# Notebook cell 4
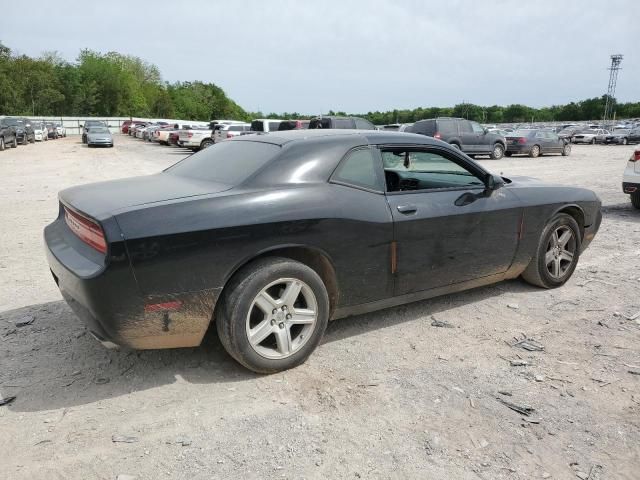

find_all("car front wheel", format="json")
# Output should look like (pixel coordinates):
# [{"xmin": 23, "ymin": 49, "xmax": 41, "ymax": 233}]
[
  {"xmin": 562, "ymin": 144, "xmax": 571, "ymax": 156},
  {"xmin": 521, "ymin": 213, "xmax": 581, "ymax": 288},
  {"xmin": 631, "ymin": 192, "xmax": 640, "ymax": 209},
  {"xmin": 216, "ymin": 257, "xmax": 330, "ymax": 373},
  {"xmin": 490, "ymin": 143, "xmax": 505, "ymax": 159},
  {"xmin": 200, "ymin": 139, "xmax": 214, "ymax": 149}
]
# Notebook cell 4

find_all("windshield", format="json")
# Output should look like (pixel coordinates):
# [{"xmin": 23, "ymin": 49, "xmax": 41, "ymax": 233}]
[
  {"xmin": 613, "ymin": 129, "xmax": 628, "ymax": 134},
  {"xmin": 166, "ymin": 140, "xmax": 280, "ymax": 185},
  {"xmin": 89, "ymin": 127, "xmax": 110, "ymax": 134}
]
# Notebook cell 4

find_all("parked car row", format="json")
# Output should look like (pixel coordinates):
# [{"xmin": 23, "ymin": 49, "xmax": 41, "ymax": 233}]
[
  {"xmin": 0, "ymin": 117, "xmax": 69, "ymax": 151},
  {"xmin": 126, "ymin": 116, "xmax": 378, "ymax": 152}
]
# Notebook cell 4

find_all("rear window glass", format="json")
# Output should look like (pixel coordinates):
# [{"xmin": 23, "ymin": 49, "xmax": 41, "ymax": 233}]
[
  {"xmin": 268, "ymin": 122, "xmax": 281, "ymax": 131},
  {"xmin": 166, "ymin": 141, "xmax": 280, "ymax": 185},
  {"xmin": 408, "ymin": 120, "xmax": 435, "ymax": 135},
  {"xmin": 251, "ymin": 120, "xmax": 265, "ymax": 132},
  {"xmin": 89, "ymin": 127, "xmax": 110, "ymax": 134},
  {"xmin": 512, "ymin": 130, "xmax": 535, "ymax": 136},
  {"xmin": 333, "ymin": 118, "xmax": 354, "ymax": 129}
]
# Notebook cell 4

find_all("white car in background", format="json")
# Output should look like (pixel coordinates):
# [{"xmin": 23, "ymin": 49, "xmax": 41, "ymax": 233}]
[
  {"xmin": 623, "ymin": 148, "xmax": 640, "ymax": 209},
  {"xmin": 31, "ymin": 120, "xmax": 48, "ymax": 141},
  {"xmin": 55, "ymin": 123, "xmax": 66, "ymax": 137},
  {"xmin": 572, "ymin": 128, "xmax": 609, "ymax": 144},
  {"xmin": 213, "ymin": 123, "xmax": 251, "ymax": 142}
]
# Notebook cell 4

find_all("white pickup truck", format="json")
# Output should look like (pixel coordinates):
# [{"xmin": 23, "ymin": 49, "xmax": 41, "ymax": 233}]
[{"xmin": 178, "ymin": 126, "xmax": 213, "ymax": 151}]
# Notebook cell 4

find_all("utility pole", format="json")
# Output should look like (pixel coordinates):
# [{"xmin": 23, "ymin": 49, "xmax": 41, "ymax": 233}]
[{"xmin": 603, "ymin": 54, "xmax": 623, "ymax": 126}]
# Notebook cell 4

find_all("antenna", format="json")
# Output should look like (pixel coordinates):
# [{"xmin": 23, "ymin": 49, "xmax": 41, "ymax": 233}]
[{"xmin": 603, "ymin": 54, "xmax": 623, "ymax": 125}]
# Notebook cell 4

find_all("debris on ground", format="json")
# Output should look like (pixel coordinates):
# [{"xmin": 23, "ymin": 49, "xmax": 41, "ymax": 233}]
[
  {"xmin": 512, "ymin": 336, "xmax": 545, "ymax": 352},
  {"xmin": 112, "ymin": 435, "xmax": 139, "ymax": 443},
  {"xmin": 507, "ymin": 303, "xmax": 519, "ymax": 310},
  {"xmin": 0, "ymin": 396, "xmax": 16, "ymax": 406},
  {"xmin": 174, "ymin": 436, "xmax": 192, "ymax": 447},
  {"xmin": 116, "ymin": 475, "xmax": 138, "ymax": 480},
  {"xmin": 496, "ymin": 397, "xmax": 535, "ymax": 416},
  {"xmin": 628, "ymin": 369, "xmax": 640, "ymax": 376},
  {"xmin": 15, "ymin": 315, "xmax": 34, "ymax": 327},
  {"xmin": 431, "ymin": 316, "xmax": 454, "ymax": 328}
]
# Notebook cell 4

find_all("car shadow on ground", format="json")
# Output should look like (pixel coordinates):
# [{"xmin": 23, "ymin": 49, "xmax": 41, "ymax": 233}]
[
  {"xmin": 601, "ymin": 202, "xmax": 640, "ymax": 224},
  {"xmin": 0, "ymin": 278, "xmax": 536, "ymax": 413}
]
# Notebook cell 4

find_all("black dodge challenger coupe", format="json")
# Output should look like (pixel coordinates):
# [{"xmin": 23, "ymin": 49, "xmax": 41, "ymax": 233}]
[{"xmin": 45, "ymin": 130, "xmax": 601, "ymax": 373}]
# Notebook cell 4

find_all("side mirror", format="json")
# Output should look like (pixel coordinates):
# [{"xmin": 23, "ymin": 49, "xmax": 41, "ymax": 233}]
[
  {"xmin": 485, "ymin": 173, "xmax": 505, "ymax": 192},
  {"xmin": 483, "ymin": 128, "xmax": 489, "ymax": 134}
]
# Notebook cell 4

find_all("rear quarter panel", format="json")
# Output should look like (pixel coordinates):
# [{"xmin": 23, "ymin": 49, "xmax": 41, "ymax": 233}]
[{"xmin": 116, "ymin": 184, "xmax": 394, "ymax": 309}]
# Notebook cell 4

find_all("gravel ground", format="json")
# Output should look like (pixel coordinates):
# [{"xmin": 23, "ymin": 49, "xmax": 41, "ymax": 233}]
[{"xmin": 1, "ymin": 136, "xmax": 639, "ymax": 480}]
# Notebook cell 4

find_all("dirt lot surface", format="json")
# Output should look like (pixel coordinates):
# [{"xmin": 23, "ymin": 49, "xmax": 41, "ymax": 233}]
[{"xmin": 1, "ymin": 136, "xmax": 639, "ymax": 480}]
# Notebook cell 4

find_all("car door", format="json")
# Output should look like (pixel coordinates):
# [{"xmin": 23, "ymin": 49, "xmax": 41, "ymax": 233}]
[
  {"xmin": 470, "ymin": 121, "xmax": 491, "ymax": 153},
  {"xmin": 457, "ymin": 120, "xmax": 477, "ymax": 152},
  {"xmin": 379, "ymin": 146, "xmax": 522, "ymax": 296},
  {"xmin": 546, "ymin": 132, "xmax": 562, "ymax": 153}
]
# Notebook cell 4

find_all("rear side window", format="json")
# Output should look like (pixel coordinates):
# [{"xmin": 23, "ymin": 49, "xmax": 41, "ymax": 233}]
[
  {"xmin": 354, "ymin": 118, "xmax": 375, "ymax": 130},
  {"xmin": 470, "ymin": 121, "xmax": 484, "ymax": 134},
  {"xmin": 456, "ymin": 121, "xmax": 471, "ymax": 134},
  {"xmin": 333, "ymin": 118, "xmax": 354, "ymax": 129},
  {"xmin": 251, "ymin": 120, "xmax": 265, "ymax": 132},
  {"xmin": 409, "ymin": 120, "xmax": 435, "ymax": 135},
  {"xmin": 309, "ymin": 118, "xmax": 331, "ymax": 129},
  {"xmin": 268, "ymin": 122, "xmax": 281, "ymax": 131},
  {"xmin": 439, "ymin": 120, "xmax": 458, "ymax": 134},
  {"xmin": 331, "ymin": 148, "xmax": 383, "ymax": 191},
  {"xmin": 229, "ymin": 125, "xmax": 244, "ymax": 131},
  {"xmin": 166, "ymin": 141, "xmax": 280, "ymax": 185}
]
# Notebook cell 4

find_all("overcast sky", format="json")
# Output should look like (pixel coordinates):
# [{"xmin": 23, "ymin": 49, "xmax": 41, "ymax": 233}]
[{"xmin": 2, "ymin": 0, "xmax": 638, "ymax": 113}]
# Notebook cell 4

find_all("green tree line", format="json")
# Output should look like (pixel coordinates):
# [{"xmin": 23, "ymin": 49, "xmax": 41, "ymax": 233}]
[
  {"xmin": 1, "ymin": 42, "xmax": 639, "ymax": 124},
  {"xmin": 0, "ymin": 42, "xmax": 249, "ymax": 121},
  {"xmin": 255, "ymin": 96, "xmax": 640, "ymax": 125}
]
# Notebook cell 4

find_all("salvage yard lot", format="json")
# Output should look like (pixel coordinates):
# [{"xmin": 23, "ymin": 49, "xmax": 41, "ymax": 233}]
[{"xmin": 1, "ymin": 136, "xmax": 639, "ymax": 479}]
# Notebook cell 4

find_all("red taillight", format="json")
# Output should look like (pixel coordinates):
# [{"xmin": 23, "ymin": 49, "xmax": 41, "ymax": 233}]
[
  {"xmin": 64, "ymin": 207, "xmax": 107, "ymax": 253},
  {"xmin": 434, "ymin": 132, "xmax": 442, "ymax": 139},
  {"xmin": 518, "ymin": 137, "xmax": 527, "ymax": 144},
  {"xmin": 226, "ymin": 132, "xmax": 233, "ymax": 138},
  {"xmin": 631, "ymin": 150, "xmax": 640, "ymax": 162}
]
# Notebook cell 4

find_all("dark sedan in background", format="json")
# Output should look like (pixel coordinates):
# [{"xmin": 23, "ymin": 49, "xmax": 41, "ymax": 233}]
[
  {"xmin": 45, "ymin": 130, "xmax": 600, "ymax": 373},
  {"xmin": 505, "ymin": 129, "xmax": 571, "ymax": 157},
  {"xmin": 604, "ymin": 128, "xmax": 640, "ymax": 145}
]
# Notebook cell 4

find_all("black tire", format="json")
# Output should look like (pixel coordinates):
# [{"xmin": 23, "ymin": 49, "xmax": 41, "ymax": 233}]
[
  {"xmin": 21, "ymin": 136, "xmax": 28, "ymax": 145},
  {"xmin": 529, "ymin": 145, "xmax": 540, "ymax": 158},
  {"xmin": 216, "ymin": 257, "xmax": 330, "ymax": 373},
  {"xmin": 490, "ymin": 143, "xmax": 505, "ymax": 160},
  {"xmin": 11, "ymin": 136, "xmax": 17, "ymax": 148},
  {"xmin": 450, "ymin": 142, "xmax": 461, "ymax": 150},
  {"xmin": 200, "ymin": 138, "xmax": 214, "ymax": 149},
  {"xmin": 561, "ymin": 144, "xmax": 571, "ymax": 156},
  {"xmin": 590, "ymin": 137, "xmax": 596, "ymax": 145},
  {"xmin": 521, "ymin": 213, "xmax": 581, "ymax": 289},
  {"xmin": 0, "ymin": 137, "xmax": 4, "ymax": 151},
  {"xmin": 504, "ymin": 151, "xmax": 512, "ymax": 157},
  {"xmin": 631, "ymin": 192, "xmax": 640, "ymax": 209},
  {"xmin": 622, "ymin": 138, "xmax": 628, "ymax": 145}
]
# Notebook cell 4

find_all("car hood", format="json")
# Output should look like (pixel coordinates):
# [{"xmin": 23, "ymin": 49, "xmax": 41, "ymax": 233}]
[{"xmin": 59, "ymin": 173, "xmax": 232, "ymax": 220}]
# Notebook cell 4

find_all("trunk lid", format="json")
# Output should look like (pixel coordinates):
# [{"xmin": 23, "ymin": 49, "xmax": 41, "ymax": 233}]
[{"xmin": 60, "ymin": 173, "xmax": 231, "ymax": 220}]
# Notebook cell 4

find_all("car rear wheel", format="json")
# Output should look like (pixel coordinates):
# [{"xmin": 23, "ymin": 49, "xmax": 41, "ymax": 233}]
[
  {"xmin": 0, "ymin": 137, "xmax": 4, "ymax": 151},
  {"xmin": 622, "ymin": 138, "xmax": 628, "ymax": 145},
  {"xmin": 521, "ymin": 213, "xmax": 581, "ymax": 288},
  {"xmin": 200, "ymin": 138, "xmax": 214, "ymax": 149},
  {"xmin": 216, "ymin": 257, "xmax": 330, "ymax": 373},
  {"xmin": 562, "ymin": 144, "xmax": 571, "ymax": 156},
  {"xmin": 450, "ymin": 143, "xmax": 461, "ymax": 150},
  {"xmin": 591, "ymin": 138, "xmax": 596, "ymax": 144},
  {"xmin": 529, "ymin": 145, "xmax": 540, "ymax": 158},
  {"xmin": 631, "ymin": 192, "xmax": 640, "ymax": 209},
  {"xmin": 490, "ymin": 143, "xmax": 505, "ymax": 159}
]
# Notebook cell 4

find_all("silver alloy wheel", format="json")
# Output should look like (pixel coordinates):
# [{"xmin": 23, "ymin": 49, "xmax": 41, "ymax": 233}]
[
  {"xmin": 246, "ymin": 278, "xmax": 318, "ymax": 359},
  {"xmin": 493, "ymin": 144, "xmax": 503, "ymax": 158},
  {"xmin": 545, "ymin": 225, "xmax": 576, "ymax": 279},
  {"xmin": 531, "ymin": 145, "xmax": 540, "ymax": 157}
]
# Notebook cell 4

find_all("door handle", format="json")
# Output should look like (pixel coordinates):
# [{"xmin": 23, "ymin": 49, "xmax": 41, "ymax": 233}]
[{"xmin": 396, "ymin": 204, "xmax": 417, "ymax": 214}]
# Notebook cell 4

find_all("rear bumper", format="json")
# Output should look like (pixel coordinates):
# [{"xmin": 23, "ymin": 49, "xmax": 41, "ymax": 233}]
[
  {"xmin": 506, "ymin": 144, "xmax": 530, "ymax": 154},
  {"xmin": 44, "ymin": 217, "xmax": 217, "ymax": 350}
]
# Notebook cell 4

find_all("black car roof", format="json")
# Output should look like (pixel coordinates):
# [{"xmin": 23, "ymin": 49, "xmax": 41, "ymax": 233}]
[{"xmin": 233, "ymin": 129, "xmax": 442, "ymax": 147}]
